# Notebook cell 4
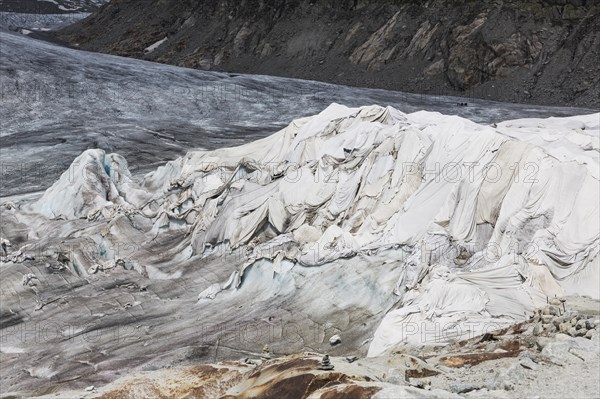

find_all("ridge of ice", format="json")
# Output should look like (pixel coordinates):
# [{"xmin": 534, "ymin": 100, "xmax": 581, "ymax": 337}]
[{"xmin": 23, "ymin": 104, "xmax": 600, "ymax": 355}]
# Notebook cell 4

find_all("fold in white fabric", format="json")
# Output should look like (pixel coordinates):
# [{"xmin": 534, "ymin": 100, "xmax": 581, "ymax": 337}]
[{"xmin": 28, "ymin": 104, "xmax": 599, "ymax": 355}]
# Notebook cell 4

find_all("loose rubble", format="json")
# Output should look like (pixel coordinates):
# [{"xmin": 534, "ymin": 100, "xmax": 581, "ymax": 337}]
[{"xmin": 532, "ymin": 299, "xmax": 599, "ymax": 339}]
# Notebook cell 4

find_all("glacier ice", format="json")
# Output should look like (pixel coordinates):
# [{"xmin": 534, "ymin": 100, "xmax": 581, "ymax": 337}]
[{"xmin": 10, "ymin": 104, "xmax": 600, "ymax": 356}]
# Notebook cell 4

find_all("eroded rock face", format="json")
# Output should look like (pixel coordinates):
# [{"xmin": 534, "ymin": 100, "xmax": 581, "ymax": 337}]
[
  {"xmin": 41, "ymin": 354, "xmax": 451, "ymax": 399},
  {"xmin": 53, "ymin": 0, "xmax": 600, "ymax": 107},
  {"xmin": 445, "ymin": 16, "xmax": 544, "ymax": 90},
  {"xmin": 95, "ymin": 365, "xmax": 246, "ymax": 399}
]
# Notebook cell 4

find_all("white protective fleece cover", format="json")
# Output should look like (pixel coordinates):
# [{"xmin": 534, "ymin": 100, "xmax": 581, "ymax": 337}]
[{"xmin": 28, "ymin": 104, "xmax": 600, "ymax": 356}]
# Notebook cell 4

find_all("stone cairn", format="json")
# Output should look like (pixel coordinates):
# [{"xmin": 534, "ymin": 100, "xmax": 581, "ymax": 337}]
[
  {"xmin": 531, "ymin": 297, "xmax": 598, "ymax": 339},
  {"xmin": 317, "ymin": 354, "xmax": 334, "ymax": 370},
  {"xmin": 261, "ymin": 344, "xmax": 272, "ymax": 360}
]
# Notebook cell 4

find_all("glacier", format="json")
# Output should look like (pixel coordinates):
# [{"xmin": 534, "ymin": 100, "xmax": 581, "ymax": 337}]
[
  {"xmin": 1, "ymin": 30, "xmax": 599, "ymax": 395},
  {"xmin": 6, "ymin": 104, "xmax": 598, "ymax": 359}
]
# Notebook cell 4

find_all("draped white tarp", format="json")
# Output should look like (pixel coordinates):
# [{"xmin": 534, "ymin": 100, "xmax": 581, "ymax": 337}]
[{"xmin": 26, "ymin": 104, "xmax": 600, "ymax": 356}]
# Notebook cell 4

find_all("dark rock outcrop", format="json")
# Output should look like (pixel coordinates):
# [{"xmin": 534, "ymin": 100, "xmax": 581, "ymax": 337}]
[{"xmin": 52, "ymin": 0, "xmax": 600, "ymax": 107}]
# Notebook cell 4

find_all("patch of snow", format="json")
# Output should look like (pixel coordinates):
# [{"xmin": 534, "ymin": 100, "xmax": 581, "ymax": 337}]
[{"xmin": 144, "ymin": 37, "xmax": 168, "ymax": 54}]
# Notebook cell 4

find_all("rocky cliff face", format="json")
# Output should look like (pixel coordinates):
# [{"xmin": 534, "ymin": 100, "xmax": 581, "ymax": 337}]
[{"xmin": 54, "ymin": 0, "xmax": 600, "ymax": 107}]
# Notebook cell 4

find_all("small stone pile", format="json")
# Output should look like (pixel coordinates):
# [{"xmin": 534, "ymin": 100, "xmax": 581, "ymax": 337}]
[
  {"xmin": 531, "ymin": 298, "xmax": 598, "ymax": 339},
  {"xmin": 261, "ymin": 345, "xmax": 272, "ymax": 360},
  {"xmin": 317, "ymin": 354, "xmax": 334, "ymax": 370}
]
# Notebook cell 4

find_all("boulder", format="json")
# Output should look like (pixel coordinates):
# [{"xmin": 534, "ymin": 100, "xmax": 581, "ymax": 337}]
[
  {"xmin": 559, "ymin": 323, "xmax": 571, "ymax": 334},
  {"xmin": 519, "ymin": 357, "xmax": 538, "ymax": 370},
  {"xmin": 487, "ymin": 362, "xmax": 523, "ymax": 391},
  {"xmin": 544, "ymin": 324, "xmax": 557, "ymax": 333},
  {"xmin": 585, "ymin": 330, "xmax": 596, "ymax": 340},
  {"xmin": 535, "ymin": 337, "xmax": 552, "ymax": 351},
  {"xmin": 541, "ymin": 315, "xmax": 554, "ymax": 324},
  {"xmin": 329, "ymin": 334, "xmax": 342, "ymax": 346},
  {"xmin": 585, "ymin": 319, "xmax": 596, "ymax": 330},
  {"xmin": 575, "ymin": 328, "xmax": 588, "ymax": 337},
  {"xmin": 549, "ymin": 299, "xmax": 562, "ymax": 306},
  {"xmin": 449, "ymin": 381, "xmax": 482, "ymax": 394},
  {"xmin": 552, "ymin": 316, "xmax": 564, "ymax": 328},
  {"xmin": 543, "ymin": 306, "xmax": 560, "ymax": 316},
  {"xmin": 542, "ymin": 334, "xmax": 600, "ymax": 363}
]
